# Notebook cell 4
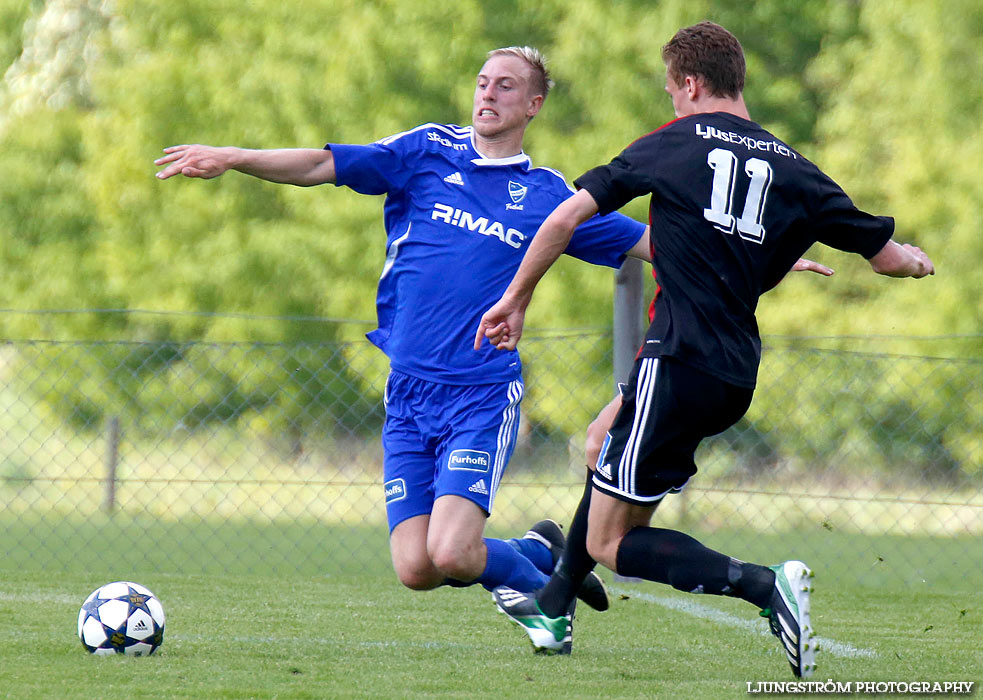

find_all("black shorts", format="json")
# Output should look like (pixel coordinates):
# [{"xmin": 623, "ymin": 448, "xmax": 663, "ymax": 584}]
[{"xmin": 593, "ymin": 356, "xmax": 753, "ymax": 505}]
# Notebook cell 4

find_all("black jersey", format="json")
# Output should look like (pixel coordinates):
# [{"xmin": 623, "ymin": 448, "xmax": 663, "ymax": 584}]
[{"xmin": 575, "ymin": 112, "xmax": 894, "ymax": 388}]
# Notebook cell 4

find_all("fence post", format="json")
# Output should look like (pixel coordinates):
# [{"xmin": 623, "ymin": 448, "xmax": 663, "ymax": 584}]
[
  {"xmin": 612, "ymin": 259, "xmax": 645, "ymax": 583},
  {"xmin": 104, "ymin": 415, "xmax": 120, "ymax": 514}
]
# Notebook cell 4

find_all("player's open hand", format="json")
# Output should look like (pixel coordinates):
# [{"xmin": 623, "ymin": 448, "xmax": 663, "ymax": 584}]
[
  {"xmin": 155, "ymin": 145, "xmax": 233, "ymax": 180},
  {"xmin": 474, "ymin": 297, "xmax": 526, "ymax": 351}
]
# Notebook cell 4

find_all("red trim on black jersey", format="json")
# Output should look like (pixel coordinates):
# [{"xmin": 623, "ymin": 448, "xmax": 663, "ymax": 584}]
[
  {"xmin": 631, "ymin": 117, "xmax": 675, "ymax": 358},
  {"xmin": 628, "ymin": 116, "xmax": 687, "ymax": 148},
  {"xmin": 647, "ymin": 212, "xmax": 660, "ymax": 324}
]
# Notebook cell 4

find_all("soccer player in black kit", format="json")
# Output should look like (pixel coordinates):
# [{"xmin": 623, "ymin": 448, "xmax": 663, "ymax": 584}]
[{"xmin": 476, "ymin": 21, "xmax": 934, "ymax": 677}]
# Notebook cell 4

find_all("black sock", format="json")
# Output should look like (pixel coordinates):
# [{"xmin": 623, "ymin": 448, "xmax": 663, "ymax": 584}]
[
  {"xmin": 538, "ymin": 471, "xmax": 596, "ymax": 618},
  {"xmin": 733, "ymin": 562, "xmax": 776, "ymax": 609},
  {"xmin": 615, "ymin": 527, "xmax": 775, "ymax": 607}
]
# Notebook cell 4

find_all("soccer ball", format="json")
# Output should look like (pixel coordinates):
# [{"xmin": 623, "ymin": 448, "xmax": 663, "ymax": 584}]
[{"xmin": 77, "ymin": 581, "xmax": 165, "ymax": 656}]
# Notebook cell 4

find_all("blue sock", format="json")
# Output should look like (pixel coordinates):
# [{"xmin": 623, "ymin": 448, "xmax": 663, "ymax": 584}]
[
  {"xmin": 506, "ymin": 536, "xmax": 554, "ymax": 575},
  {"xmin": 477, "ymin": 538, "xmax": 549, "ymax": 592}
]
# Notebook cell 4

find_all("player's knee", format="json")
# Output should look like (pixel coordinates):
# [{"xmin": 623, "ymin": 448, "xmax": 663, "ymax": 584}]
[
  {"xmin": 395, "ymin": 571, "xmax": 432, "ymax": 591},
  {"xmin": 585, "ymin": 530, "xmax": 619, "ymax": 571},
  {"xmin": 427, "ymin": 543, "xmax": 470, "ymax": 582},
  {"xmin": 392, "ymin": 559, "xmax": 441, "ymax": 591},
  {"xmin": 586, "ymin": 396, "xmax": 620, "ymax": 469},
  {"xmin": 584, "ymin": 420, "xmax": 607, "ymax": 469},
  {"xmin": 391, "ymin": 548, "xmax": 443, "ymax": 590},
  {"xmin": 428, "ymin": 535, "xmax": 486, "ymax": 582}
]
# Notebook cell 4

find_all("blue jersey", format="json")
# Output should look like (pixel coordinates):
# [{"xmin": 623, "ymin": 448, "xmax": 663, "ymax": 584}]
[{"xmin": 328, "ymin": 123, "xmax": 646, "ymax": 384}]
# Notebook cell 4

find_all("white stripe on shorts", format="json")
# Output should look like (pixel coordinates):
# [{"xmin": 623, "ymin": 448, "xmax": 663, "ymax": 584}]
[
  {"xmin": 618, "ymin": 357, "xmax": 659, "ymax": 497},
  {"xmin": 488, "ymin": 380, "xmax": 523, "ymax": 512}
]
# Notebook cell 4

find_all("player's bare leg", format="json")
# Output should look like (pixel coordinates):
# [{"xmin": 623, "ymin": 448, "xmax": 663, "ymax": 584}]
[
  {"xmin": 585, "ymin": 394, "xmax": 622, "ymax": 469},
  {"xmin": 584, "ymin": 489, "xmax": 655, "ymax": 571},
  {"xmin": 427, "ymin": 495, "xmax": 489, "ymax": 582},
  {"xmin": 389, "ymin": 514, "xmax": 444, "ymax": 590},
  {"xmin": 423, "ymin": 494, "xmax": 554, "ymax": 593},
  {"xmin": 388, "ymin": 496, "xmax": 492, "ymax": 590}
]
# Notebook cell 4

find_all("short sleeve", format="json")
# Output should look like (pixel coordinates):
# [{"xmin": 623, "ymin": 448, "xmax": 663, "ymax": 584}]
[
  {"xmin": 326, "ymin": 136, "xmax": 416, "ymax": 196},
  {"xmin": 564, "ymin": 212, "xmax": 646, "ymax": 268},
  {"xmin": 811, "ymin": 176, "xmax": 895, "ymax": 259},
  {"xmin": 574, "ymin": 135, "xmax": 660, "ymax": 216}
]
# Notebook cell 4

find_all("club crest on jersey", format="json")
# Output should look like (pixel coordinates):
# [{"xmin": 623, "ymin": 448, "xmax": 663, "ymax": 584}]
[{"xmin": 506, "ymin": 181, "xmax": 527, "ymax": 210}]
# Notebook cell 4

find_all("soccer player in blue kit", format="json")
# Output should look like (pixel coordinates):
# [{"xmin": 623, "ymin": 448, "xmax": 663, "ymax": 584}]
[
  {"xmin": 477, "ymin": 23, "xmax": 934, "ymax": 677},
  {"xmin": 155, "ymin": 48, "xmax": 649, "ymax": 613}
]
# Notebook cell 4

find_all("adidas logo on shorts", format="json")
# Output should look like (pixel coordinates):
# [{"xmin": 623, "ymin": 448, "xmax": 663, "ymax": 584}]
[{"xmin": 468, "ymin": 479, "xmax": 489, "ymax": 495}]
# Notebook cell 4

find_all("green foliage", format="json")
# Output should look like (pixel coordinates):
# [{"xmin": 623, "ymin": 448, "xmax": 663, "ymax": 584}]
[
  {"xmin": 764, "ymin": 0, "xmax": 983, "ymax": 340},
  {"xmin": 0, "ymin": 1, "xmax": 37, "ymax": 72},
  {"xmin": 727, "ymin": 345, "xmax": 983, "ymax": 486},
  {"xmin": 0, "ymin": 455, "xmax": 34, "ymax": 491},
  {"xmin": 0, "ymin": 0, "xmax": 888, "ymax": 336},
  {"xmin": 9, "ymin": 339, "xmax": 384, "ymax": 441},
  {"xmin": 0, "ymin": 0, "xmax": 979, "ymax": 459}
]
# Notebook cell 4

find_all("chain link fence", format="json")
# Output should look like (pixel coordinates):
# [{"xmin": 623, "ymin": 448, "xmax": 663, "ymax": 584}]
[{"xmin": 1, "ymin": 330, "xmax": 980, "ymax": 587}]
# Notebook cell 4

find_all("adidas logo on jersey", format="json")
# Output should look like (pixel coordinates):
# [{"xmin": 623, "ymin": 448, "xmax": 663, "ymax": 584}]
[
  {"xmin": 443, "ymin": 171, "xmax": 464, "ymax": 186},
  {"xmin": 468, "ymin": 479, "xmax": 489, "ymax": 495}
]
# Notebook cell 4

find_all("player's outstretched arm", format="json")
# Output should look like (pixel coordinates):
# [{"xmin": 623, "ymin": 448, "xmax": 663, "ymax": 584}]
[
  {"xmin": 868, "ymin": 240, "xmax": 935, "ymax": 278},
  {"xmin": 155, "ymin": 145, "xmax": 336, "ymax": 186},
  {"xmin": 475, "ymin": 189, "xmax": 600, "ymax": 351}
]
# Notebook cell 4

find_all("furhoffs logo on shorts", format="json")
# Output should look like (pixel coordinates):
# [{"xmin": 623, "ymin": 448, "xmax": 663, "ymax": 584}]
[
  {"xmin": 384, "ymin": 478, "xmax": 407, "ymax": 503},
  {"xmin": 447, "ymin": 449, "xmax": 491, "ymax": 472}
]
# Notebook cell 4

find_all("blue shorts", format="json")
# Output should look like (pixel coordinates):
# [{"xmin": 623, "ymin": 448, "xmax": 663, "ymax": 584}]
[{"xmin": 382, "ymin": 369, "xmax": 523, "ymax": 532}]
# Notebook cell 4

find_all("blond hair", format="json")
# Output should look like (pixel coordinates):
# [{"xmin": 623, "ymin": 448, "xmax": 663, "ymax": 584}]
[{"xmin": 485, "ymin": 46, "xmax": 553, "ymax": 99}]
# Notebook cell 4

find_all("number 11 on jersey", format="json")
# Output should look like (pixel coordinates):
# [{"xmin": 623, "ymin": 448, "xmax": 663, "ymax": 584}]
[{"xmin": 703, "ymin": 147, "xmax": 773, "ymax": 244}]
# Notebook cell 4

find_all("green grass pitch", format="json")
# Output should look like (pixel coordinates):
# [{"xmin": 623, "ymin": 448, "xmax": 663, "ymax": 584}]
[{"xmin": 1, "ymin": 518, "xmax": 980, "ymax": 699}]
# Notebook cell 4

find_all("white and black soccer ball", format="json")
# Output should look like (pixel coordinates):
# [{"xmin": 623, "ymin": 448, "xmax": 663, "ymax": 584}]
[{"xmin": 77, "ymin": 581, "xmax": 165, "ymax": 656}]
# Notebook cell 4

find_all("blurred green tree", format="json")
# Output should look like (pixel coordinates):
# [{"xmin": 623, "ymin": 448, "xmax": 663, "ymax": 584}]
[{"xmin": 0, "ymin": 1, "xmax": 977, "ymax": 469}]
